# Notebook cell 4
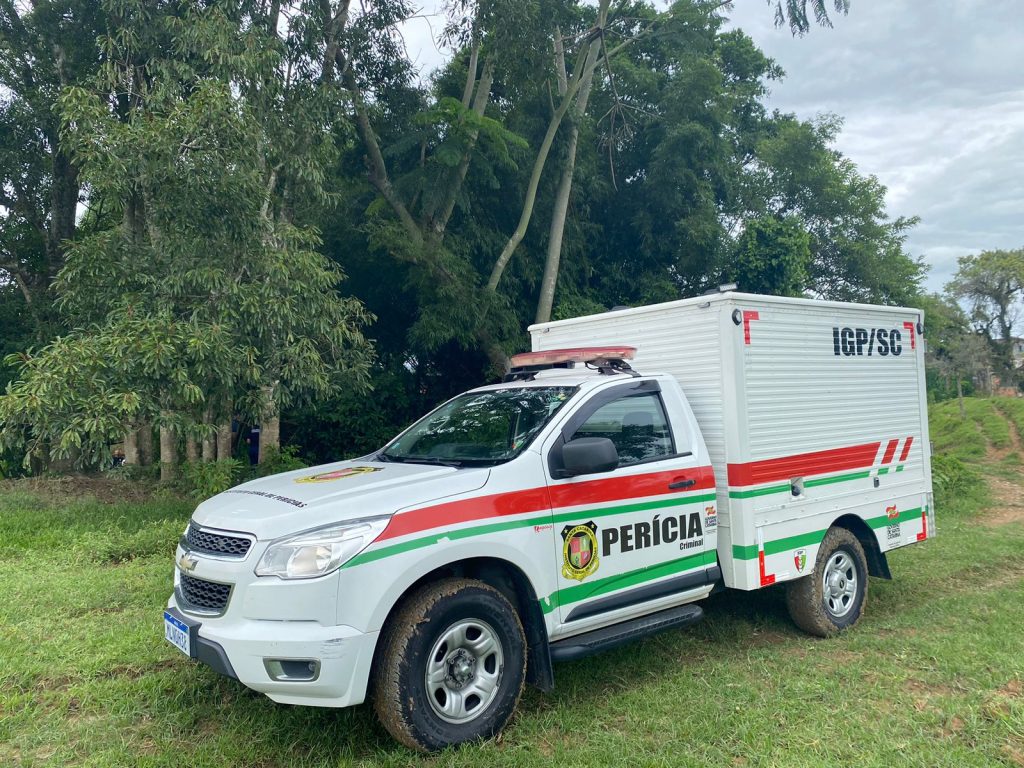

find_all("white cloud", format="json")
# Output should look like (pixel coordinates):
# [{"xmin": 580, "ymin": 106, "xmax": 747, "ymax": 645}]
[{"xmin": 725, "ymin": 0, "xmax": 1024, "ymax": 292}]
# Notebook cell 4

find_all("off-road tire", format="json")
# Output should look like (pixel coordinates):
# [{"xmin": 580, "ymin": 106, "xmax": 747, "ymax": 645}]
[
  {"xmin": 786, "ymin": 526, "xmax": 868, "ymax": 638},
  {"xmin": 371, "ymin": 577, "xmax": 527, "ymax": 752}
]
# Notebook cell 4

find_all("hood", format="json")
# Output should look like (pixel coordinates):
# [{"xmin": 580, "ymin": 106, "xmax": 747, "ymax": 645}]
[{"xmin": 191, "ymin": 458, "xmax": 490, "ymax": 540}]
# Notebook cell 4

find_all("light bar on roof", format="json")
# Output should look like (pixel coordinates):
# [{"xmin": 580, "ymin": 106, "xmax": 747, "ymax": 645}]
[{"xmin": 509, "ymin": 346, "xmax": 636, "ymax": 368}]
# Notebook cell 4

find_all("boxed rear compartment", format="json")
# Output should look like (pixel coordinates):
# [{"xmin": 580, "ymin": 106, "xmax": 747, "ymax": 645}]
[{"xmin": 530, "ymin": 292, "xmax": 934, "ymax": 590}]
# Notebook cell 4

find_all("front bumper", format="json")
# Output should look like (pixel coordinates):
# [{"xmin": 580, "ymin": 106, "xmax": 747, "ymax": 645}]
[
  {"xmin": 167, "ymin": 530, "xmax": 379, "ymax": 708},
  {"xmin": 166, "ymin": 596, "xmax": 379, "ymax": 707}
]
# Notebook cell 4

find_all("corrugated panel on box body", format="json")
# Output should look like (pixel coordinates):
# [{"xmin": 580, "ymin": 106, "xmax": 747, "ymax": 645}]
[
  {"xmin": 530, "ymin": 292, "xmax": 933, "ymax": 592},
  {"xmin": 740, "ymin": 305, "xmax": 922, "ymax": 466},
  {"xmin": 530, "ymin": 301, "xmax": 729, "ymax": 487}
]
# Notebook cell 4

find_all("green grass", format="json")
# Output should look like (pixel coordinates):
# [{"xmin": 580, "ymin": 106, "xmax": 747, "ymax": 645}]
[
  {"xmin": 929, "ymin": 399, "xmax": 987, "ymax": 458},
  {"xmin": 2, "ymin": 408, "xmax": 1024, "ymax": 767},
  {"xmin": 995, "ymin": 397, "xmax": 1024, "ymax": 443},
  {"xmin": 964, "ymin": 398, "xmax": 1014, "ymax": 450}
]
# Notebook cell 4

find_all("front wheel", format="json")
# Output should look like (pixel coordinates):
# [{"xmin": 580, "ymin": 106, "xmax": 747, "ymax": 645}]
[
  {"xmin": 371, "ymin": 577, "xmax": 527, "ymax": 751},
  {"xmin": 786, "ymin": 527, "xmax": 868, "ymax": 637}
]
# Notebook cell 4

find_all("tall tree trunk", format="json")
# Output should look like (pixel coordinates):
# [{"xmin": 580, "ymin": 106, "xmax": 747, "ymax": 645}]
[
  {"xmin": 138, "ymin": 423, "xmax": 154, "ymax": 466},
  {"xmin": 486, "ymin": 4, "xmax": 610, "ymax": 293},
  {"xmin": 217, "ymin": 422, "xmax": 233, "ymax": 462},
  {"xmin": 535, "ymin": 38, "xmax": 599, "ymax": 324},
  {"xmin": 159, "ymin": 419, "xmax": 177, "ymax": 482},
  {"xmin": 202, "ymin": 409, "xmax": 216, "ymax": 462},
  {"xmin": 123, "ymin": 428, "xmax": 139, "ymax": 466},
  {"xmin": 956, "ymin": 377, "xmax": 966, "ymax": 419},
  {"xmin": 185, "ymin": 437, "xmax": 200, "ymax": 464},
  {"xmin": 258, "ymin": 385, "xmax": 280, "ymax": 463}
]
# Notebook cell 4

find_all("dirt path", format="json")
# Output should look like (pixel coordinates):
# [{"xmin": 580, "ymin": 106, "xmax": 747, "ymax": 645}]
[{"xmin": 981, "ymin": 405, "xmax": 1024, "ymax": 527}]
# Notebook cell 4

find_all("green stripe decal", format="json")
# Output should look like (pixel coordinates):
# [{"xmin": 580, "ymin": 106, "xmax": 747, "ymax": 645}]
[
  {"xmin": 728, "ymin": 483, "xmax": 790, "ymax": 499},
  {"xmin": 731, "ymin": 507, "xmax": 923, "ymax": 561},
  {"xmin": 806, "ymin": 470, "xmax": 872, "ymax": 488},
  {"xmin": 728, "ymin": 469, "xmax": 873, "ymax": 499},
  {"xmin": 345, "ymin": 491, "xmax": 717, "ymax": 569},
  {"xmin": 540, "ymin": 550, "xmax": 717, "ymax": 614}
]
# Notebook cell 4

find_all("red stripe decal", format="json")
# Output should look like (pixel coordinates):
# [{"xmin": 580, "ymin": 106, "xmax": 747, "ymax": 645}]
[
  {"xmin": 743, "ymin": 310, "xmax": 760, "ymax": 345},
  {"xmin": 898, "ymin": 436, "xmax": 914, "ymax": 463},
  {"xmin": 727, "ymin": 441, "xmax": 881, "ymax": 487},
  {"xmin": 880, "ymin": 439, "xmax": 899, "ymax": 466},
  {"xmin": 917, "ymin": 508, "xmax": 927, "ymax": 541},
  {"xmin": 903, "ymin": 321, "xmax": 916, "ymax": 350},
  {"xmin": 377, "ymin": 466, "xmax": 716, "ymax": 543},
  {"xmin": 758, "ymin": 550, "xmax": 775, "ymax": 586}
]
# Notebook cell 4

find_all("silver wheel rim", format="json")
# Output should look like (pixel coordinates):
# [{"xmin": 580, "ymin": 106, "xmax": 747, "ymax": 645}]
[
  {"xmin": 822, "ymin": 549, "xmax": 858, "ymax": 618},
  {"xmin": 424, "ymin": 619, "xmax": 504, "ymax": 724}
]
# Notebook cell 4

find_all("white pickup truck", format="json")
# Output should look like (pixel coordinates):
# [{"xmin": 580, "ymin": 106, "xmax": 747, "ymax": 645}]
[{"xmin": 164, "ymin": 291, "xmax": 934, "ymax": 751}]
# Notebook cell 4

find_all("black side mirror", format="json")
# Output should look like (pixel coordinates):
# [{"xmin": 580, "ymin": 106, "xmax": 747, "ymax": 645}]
[{"xmin": 561, "ymin": 437, "xmax": 618, "ymax": 477}]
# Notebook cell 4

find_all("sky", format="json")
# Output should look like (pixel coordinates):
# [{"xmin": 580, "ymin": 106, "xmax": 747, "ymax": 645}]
[{"xmin": 398, "ymin": 0, "xmax": 1024, "ymax": 294}]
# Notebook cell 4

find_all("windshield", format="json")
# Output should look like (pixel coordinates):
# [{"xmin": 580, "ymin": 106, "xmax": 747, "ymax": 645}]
[{"xmin": 380, "ymin": 386, "xmax": 578, "ymax": 466}]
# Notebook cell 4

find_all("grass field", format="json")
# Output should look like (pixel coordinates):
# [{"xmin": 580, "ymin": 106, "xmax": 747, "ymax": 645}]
[{"xmin": 2, "ymin": 398, "xmax": 1024, "ymax": 767}]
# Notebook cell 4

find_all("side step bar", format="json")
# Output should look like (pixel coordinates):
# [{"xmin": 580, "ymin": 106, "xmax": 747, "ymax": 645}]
[{"xmin": 549, "ymin": 603, "xmax": 704, "ymax": 662}]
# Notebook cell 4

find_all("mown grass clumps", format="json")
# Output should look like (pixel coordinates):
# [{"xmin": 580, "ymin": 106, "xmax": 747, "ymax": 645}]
[
  {"xmin": 993, "ymin": 397, "xmax": 1024, "ymax": 440},
  {"xmin": 963, "ymin": 397, "xmax": 1013, "ymax": 449},
  {"xmin": 929, "ymin": 399, "xmax": 987, "ymax": 458},
  {"xmin": 931, "ymin": 453, "xmax": 981, "ymax": 505},
  {"xmin": 77, "ymin": 519, "xmax": 186, "ymax": 565}
]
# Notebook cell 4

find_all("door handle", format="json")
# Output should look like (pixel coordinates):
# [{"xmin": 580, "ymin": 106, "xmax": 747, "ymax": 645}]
[{"xmin": 669, "ymin": 478, "xmax": 696, "ymax": 490}]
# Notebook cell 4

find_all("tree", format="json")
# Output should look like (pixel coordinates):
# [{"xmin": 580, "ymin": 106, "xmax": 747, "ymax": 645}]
[
  {"xmin": 0, "ymin": 0, "xmax": 104, "ymax": 338},
  {"xmin": 528, "ymin": 0, "xmax": 854, "ymax": 324},
  {"xmin": 0, "ymin": 1, "xmax": 374, "ymax": 474},
  {"xmin": 947, "ymin": 248, "xmax": 1024, "ymax": 385},
  {"xmin": 918, "ymin": 293, "xmax": 989, "ymax": 413},
  {"xmin": 727, "ymin": 215, "xmax": 810, "ymax": 296}
]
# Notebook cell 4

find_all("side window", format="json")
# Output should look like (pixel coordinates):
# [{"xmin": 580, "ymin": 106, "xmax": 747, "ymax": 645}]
[{"xmin": 570, "ymin": 392, "xmax": 674, "ymax": 466}]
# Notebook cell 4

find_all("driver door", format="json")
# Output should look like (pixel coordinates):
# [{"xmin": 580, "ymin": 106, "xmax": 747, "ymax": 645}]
[{"xmin": 544, "ymin": 380, "xmax": 715, "ymax": 626}]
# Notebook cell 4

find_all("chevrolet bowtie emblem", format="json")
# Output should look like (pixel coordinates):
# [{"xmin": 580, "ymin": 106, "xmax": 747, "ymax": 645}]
[{"xmin": 178, "ymin": 552, "xmax": 198, "ymax": 573}]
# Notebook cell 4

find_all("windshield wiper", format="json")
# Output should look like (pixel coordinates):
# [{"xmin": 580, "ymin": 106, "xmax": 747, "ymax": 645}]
[
  {"xmin": 399, "ymin": 456, "xmax": 464, "ymax": 468},
  {"xmin": 377, "ymin": 453, "xmax": 463, "ymax": 468}
]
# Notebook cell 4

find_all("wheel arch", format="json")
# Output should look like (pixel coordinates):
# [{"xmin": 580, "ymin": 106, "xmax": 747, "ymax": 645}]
[
  {"xmin": 371, "ymin": 556, "xmax": 554, "ymax": 693},
  {"xmin": 831, "ymin": 513, "xmax": 892, "ymax": 579}
]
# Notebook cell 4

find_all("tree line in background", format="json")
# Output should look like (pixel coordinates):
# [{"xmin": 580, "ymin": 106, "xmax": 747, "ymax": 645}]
[{"xmin": 0, "ymin": 0, "xmax": 1019, "ymax": 481}]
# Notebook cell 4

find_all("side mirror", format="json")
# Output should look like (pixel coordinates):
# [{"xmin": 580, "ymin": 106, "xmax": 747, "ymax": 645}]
[{"xmin": 561, "ymin": 437, "xmax": 618, "ymax": 477}]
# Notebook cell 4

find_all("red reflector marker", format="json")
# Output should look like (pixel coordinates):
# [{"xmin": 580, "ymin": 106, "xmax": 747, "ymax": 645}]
[{"xmin": 510, "ymin": 346, "xmax": 637, "ymax": 368}]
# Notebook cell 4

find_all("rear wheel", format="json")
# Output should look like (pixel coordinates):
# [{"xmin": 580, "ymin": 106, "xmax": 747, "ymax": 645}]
[
  {"xmin": 371, "ymin": 577, "xmax": 526, "ymax": 751},
  {"xmin": 786, "ymin": 527, "xmax": 868, "ymax": 637}
]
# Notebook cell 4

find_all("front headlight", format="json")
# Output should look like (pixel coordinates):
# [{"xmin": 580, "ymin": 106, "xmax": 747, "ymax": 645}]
[{"xmin": 255, "ymin": 516, "xmax": 391, "ymax": 579}]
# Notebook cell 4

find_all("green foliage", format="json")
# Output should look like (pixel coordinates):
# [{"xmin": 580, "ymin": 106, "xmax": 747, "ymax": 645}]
[
  {"xmin": 180, "ymin": 460, "xmax": 242, "ymax": 500},
  {"xmin": 2, "ymin": 0, "xmax": 936, "ymax": 472},
  {"xmin": 930, "ymin": 453, "xmax": 980, "ymax": 503},
  {"xmin": 0, "ymin": 0, "xmax": 374, "ymax": 470},
  {"xmin": 918, "ymin": 292, "xmax": 989, "ymax": 402},
  {"xmin": 947, "ymin": 248, "xmax": 1024, "ymax": 384},
  {"xmin": 728, "ymin": 215, "xmax": 811, "ymax": 295},
  {"xmin": 245, "ymin": 446, "xmax": 307, "ymax": 479},
  {"xmin": 0, "ymin": 313, "xmax": 235, "ymax": 469},
  {"xmin": 929, "ymin": 399, "xmax": 987, "ymax": 460}
]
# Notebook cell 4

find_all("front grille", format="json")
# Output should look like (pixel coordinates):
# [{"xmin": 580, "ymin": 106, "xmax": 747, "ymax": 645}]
[
  {"xmin": 185, "ymin": 524, "xmax": 252, "ymax": 558},
  {"xmin": 178, "ymin": 573, "xmax": 231, "ymax": 614}
]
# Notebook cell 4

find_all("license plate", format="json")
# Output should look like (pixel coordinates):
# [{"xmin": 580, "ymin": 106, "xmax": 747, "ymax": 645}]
[{"xmin": 164, "ymin": 611, "xmax": 192, "ymax": 657}]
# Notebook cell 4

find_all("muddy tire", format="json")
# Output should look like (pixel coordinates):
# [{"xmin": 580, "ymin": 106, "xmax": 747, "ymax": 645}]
[
  {"xmin": 371, "ymin": 577, "xmax": 527, "ymax": 752},
  {"xmin": 786, "ymin": 527, "xmax": 868, "ymax": 637}
]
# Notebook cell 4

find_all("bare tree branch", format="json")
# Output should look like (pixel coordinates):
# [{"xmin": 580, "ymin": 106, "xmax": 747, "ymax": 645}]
[{"xmin": 342, "ymin": 63, "xmax": 423, "ymax": 248}]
